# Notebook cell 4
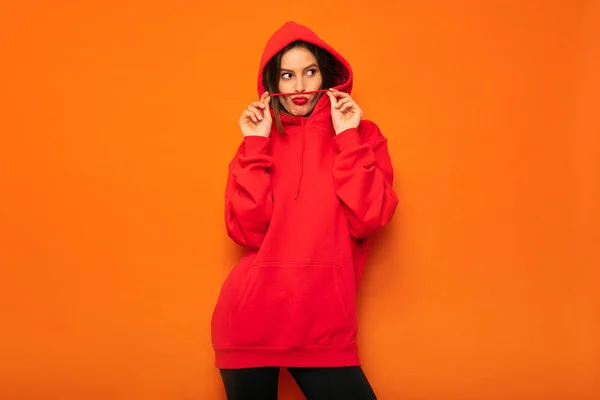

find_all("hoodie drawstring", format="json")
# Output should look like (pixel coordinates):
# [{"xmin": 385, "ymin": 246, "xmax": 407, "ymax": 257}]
[{"xmin": 294, "ymin": 118, "xmax": 306, "ymax": 199}]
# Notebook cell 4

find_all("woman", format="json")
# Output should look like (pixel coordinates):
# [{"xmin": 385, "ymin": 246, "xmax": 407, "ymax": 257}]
[{"xmin": 211, "ymin": 21, "xmax": 398, "ymax": 399}]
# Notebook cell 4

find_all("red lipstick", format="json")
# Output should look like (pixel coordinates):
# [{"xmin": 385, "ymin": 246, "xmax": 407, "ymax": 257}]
[{"xmin": 292, "ymin": 96, "xmax": 308, "ymax": 105}]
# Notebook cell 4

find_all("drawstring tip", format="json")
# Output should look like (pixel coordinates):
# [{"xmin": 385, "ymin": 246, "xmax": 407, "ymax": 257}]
[{"xmin": 294, "ymin": 190, "xmax": 298, "ymax": 199}]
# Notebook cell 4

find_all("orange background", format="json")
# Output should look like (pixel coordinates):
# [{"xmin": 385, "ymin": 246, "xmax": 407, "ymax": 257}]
[{"xmin": 1, "ymin": 1, "xmax": 599, "ymax": 399}]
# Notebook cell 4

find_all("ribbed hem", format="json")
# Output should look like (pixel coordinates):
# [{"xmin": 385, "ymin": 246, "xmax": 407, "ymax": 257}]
[
  {"xmin": 214, "ymin": 344, "xmax": 360, "ymax": 369},
  {"xmin": 243, "ymin": 135, "xmax": 270, "ymax": 155},
  {"xmin": 334, "ymin": 128, "xmax": 361, "ymax": 152}
]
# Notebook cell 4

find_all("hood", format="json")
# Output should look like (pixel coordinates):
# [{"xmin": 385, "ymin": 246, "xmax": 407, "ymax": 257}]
[{"xmin": 257, "ymin": 21, "xmax": 353, "ymax": 98}]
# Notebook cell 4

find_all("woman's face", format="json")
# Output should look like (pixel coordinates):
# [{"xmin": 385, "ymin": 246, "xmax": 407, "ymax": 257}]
[{"xmin": 278, "ymin": 47, "xmax": 323, "ymax": 116}]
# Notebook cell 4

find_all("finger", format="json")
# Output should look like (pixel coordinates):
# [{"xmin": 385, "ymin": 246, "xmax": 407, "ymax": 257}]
[
  {"xmin": 242, "ymin": 110, "xmax": 256, "ymax": 123},
  {"xmin": 330, "ymin": 89, "xmax": 350, "ymax": 98},
  {"xmin": 260, "ymin": 91, "xmax": 270, "ymax": 102},
  {"xmin": 327, "ymin": 90, "xmax": 337, "ymax": 108},
  {"xmin": 335, "ymin": 97, "xmax": 352, "ymax": 109},
  {"xmin": 248, "ymin": 105, "xmax": 263, "ymax": 121},
  {"xmin": 340, "ymin": 101, "xmax": 355, "ymax": 113},
  {"xmin": 261, "ymin": 94, "xmax": 271, "ymax": 107},
  {"xmin": 252, "ymin": 101, "xmax": 265, "ymax": 110},
  {"xmin": 262, "ymin": 96, "xmax": 272, "ymax": 120}
]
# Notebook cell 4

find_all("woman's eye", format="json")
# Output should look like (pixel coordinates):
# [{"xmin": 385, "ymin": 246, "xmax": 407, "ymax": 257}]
[
  {"xmin": 307, "ymin": 69, "xmax": 317, "ymax": 76},
  {"xmin": 282, "ymin": 73, "xmax": 292, "ymax": 79}
]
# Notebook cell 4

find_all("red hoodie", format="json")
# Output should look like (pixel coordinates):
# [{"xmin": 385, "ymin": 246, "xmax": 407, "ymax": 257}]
[{"xmin": 211, "ymin": 21, "xmax": 399, "ymax": 369}]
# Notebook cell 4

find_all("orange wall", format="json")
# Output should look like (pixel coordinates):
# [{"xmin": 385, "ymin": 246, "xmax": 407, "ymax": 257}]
[{"xmin": 1, "ymin": 1, "xmax": 599, "ymax": 399}]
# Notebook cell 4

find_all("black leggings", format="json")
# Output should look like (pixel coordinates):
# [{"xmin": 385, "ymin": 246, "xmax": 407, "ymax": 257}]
[{"xmin": 219, "ymin": 366, "xmax": 376, "ymax": 400}]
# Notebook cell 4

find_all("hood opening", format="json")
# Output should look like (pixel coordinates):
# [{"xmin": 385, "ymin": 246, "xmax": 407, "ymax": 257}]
[{"xmin": 258, "ymin": 21, "xmax": 353, "ymax": 92}]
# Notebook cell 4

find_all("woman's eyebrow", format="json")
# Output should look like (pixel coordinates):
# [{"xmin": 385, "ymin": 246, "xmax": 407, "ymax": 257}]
[{"xmin": 280, "ymin": 63, "xmax": 319, "ymax": 72}]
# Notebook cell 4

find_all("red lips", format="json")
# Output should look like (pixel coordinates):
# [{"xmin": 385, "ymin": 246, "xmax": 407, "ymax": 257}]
[{"xmin": 292, "ymin": 96, "xmax": 308, "ymax": 105}]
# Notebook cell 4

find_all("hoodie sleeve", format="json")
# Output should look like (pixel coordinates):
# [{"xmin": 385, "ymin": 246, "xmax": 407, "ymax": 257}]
[
  {"xmin": 224, "ymin": 136, "xmax": 274, "ymax": 249},
  {"xmin": 332, "ymin": 121, "xmax": 399, "ymax": 239}
]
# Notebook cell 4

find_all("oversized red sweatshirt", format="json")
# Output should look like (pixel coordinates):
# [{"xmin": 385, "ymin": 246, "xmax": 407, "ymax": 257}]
[{"xmin": 211, "ymin": 21, "xmax": 399, "ymax": 369}]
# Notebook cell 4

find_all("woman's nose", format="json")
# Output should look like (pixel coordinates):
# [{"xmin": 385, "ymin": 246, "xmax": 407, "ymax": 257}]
[{"xmin": 295, "ymin": 77, "xmax": 306, "ymax": 93}]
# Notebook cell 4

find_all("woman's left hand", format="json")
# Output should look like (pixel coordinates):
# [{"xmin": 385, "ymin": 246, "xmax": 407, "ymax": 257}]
[{"xmin": 327, "ymin": 88, "xmax": 363, "ymax": 135}]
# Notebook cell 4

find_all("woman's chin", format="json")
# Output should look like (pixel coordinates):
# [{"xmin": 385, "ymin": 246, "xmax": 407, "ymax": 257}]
[{"xmin": 289, "ymin": 104, "xmax": 315, "ymax": 117}]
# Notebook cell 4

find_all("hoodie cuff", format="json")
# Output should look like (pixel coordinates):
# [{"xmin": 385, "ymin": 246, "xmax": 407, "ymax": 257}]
[
  {"xmin": 334, "ymin": 128, "xmax": 361, "ymax": 152},
  {"xmin": 243, "ymin": 135, "xmax": 271, "ymax": 155}
]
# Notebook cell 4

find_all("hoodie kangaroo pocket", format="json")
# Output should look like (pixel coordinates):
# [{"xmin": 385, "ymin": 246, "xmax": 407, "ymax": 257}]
[{"xmin": 230, "ymin": 262, "xmax": 356, "ymax": 347}]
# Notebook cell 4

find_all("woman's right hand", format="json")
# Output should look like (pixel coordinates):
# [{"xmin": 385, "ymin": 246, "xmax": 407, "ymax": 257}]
[{"xmin": 238, "ymin": 91, "xmax": 272, "ymax": 138}]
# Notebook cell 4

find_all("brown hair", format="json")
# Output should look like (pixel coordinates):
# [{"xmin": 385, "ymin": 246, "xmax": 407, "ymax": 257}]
[{"xmin": 262, "ymin": 40, "xmax": 348, "ymax": 134}]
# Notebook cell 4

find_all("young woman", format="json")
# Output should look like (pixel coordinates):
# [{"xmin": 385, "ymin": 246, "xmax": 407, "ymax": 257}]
[{"xmin": 211, "ymin": 21, "xmax": 399, "ymax": 400}]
